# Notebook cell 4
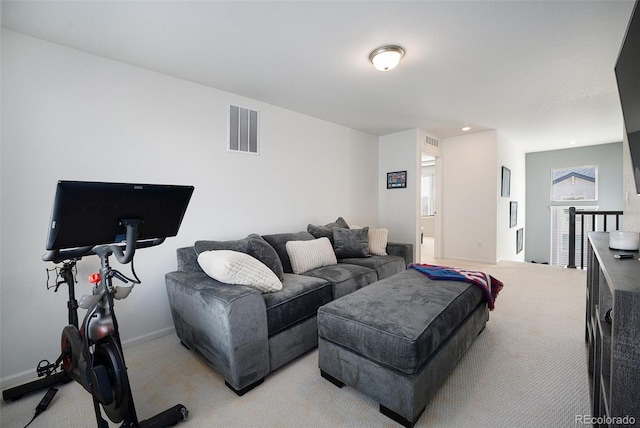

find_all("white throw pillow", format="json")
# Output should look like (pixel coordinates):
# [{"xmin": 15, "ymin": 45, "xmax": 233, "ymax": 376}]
[
  {"xmin": 368, "ymin": 228, "xmax": 389, "ymax": 255},
  {"xmin": 197, "ymin": 250, "xmax": 283, "ymax": 293},
  {"xmin": 350, "ymin": 225, "xmax": 389, "ymax": 256},
  {"xmin": 286, "ymin": 237, "xmax": 338, "ymax": 274}
]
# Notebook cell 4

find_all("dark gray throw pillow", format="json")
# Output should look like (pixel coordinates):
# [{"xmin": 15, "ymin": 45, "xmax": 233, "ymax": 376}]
[
  {"xmin": 308, "ymin": 216, "xmax": 350, "ymax": 244},
  {"xmin": 333, "ymin": 227, "xmax": 369, "ymax": 258},
  {"xmin": 327, "ymin": 216, "xmax": 349, "ymax": 229},
  {"xmin": 194, "ymin": 234, "xmax": 285, "ymax": 281}
]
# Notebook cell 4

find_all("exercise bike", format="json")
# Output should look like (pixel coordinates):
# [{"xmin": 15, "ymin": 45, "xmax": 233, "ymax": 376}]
[
  {"xmin": 45, "ymin": 227, "xmax": 187, "ymax": 426},
  {"xmin": 31, "ymin": 181, "xmax": 193, "ymax": 427}
]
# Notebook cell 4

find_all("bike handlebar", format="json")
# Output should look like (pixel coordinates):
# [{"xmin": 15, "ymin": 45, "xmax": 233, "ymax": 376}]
[
  {"xmin": 43, "ymin": 246, "xmax": 95, "ymax": 263},
  {"xmin": 42, "ymin": 219, "xmax": 166, "ymax": 264},
  {"xmin": 42, "ymin": 238, "xmax": 165, "ymax": 263}
]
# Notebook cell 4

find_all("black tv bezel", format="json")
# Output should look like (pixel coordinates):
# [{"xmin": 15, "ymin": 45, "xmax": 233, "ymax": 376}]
[
  {"xmin": 45, "ymin": 181, "xmax": 194, "ymax": 251},
  {"xmin": 614, "ymin": 0, "xmax": 640, "ymax": 195}
]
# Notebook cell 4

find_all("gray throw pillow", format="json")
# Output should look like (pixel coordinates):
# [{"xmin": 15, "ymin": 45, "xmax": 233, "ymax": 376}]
[
  {"xmin": 308, "ymin": 216, "xmax": 350, "ymax": 244},
  {"xmin": 327, "ymin": 216, "xmax": 349, "ymax": 228},
  {"xmin": 333, "ymin": 227, "xmax": 369, "ymax": 259},
  {"xmin": 194, "ymin": 234, "xmax": 285, "ymax": 281}
]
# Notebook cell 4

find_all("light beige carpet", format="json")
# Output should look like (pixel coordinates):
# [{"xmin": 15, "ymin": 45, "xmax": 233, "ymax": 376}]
[{"xmin": 0, "ymin": 260, "xmax": 591, "ymax": 427}]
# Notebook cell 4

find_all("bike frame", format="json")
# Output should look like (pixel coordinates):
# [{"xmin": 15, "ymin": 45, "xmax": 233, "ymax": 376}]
[{"xmin": 43, "ymin": 220, "xmax": 187, "ymax": 427}]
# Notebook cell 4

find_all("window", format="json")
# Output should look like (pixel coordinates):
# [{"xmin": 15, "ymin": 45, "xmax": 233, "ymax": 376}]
[
  {"xmin": 549, "ymin": 164, "xmax": 598, "ymax": 265},
  {"xmin": 228, "ymin": 104, "xmax": 259, "ymax": 154},
  {"xmin": 551, "ymin": 165, "xmax": 597, "ymax": 201},
  {"xmin": 550, "ymin": 206, "xmax": 597, "ymax": 266}
]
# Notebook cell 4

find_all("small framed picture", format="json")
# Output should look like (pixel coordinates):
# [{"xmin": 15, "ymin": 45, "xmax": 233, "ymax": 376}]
[
  {"xmin": 516, "ymin": 228, "xmax": 524, "ymax": 254},
  {"xmin": 387, "ymin": 171, "xmax": 407, "ymax": 189},
  {"xmin": 501, "ymin": 166, "xmax": 511, "ymax": 197},
  {"xmin": 510, "ymin": 201, "xmax": 518, "ymax": 228}
]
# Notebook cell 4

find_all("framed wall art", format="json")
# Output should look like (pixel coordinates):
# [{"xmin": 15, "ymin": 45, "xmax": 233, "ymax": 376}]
[
  {"xmin": 550, "ymin": 165, "xmax": 597, "ymax": 202},
  {"xmin": 516, "ymin": 228, "xmax": 524, "ymax": 254},
  {"xmin": 501, "ymin": 166, "xmax": 511, "ymax": 197},
  {"xmin": 387, "ymin": 171, "xmax": 407, "ymax": 189}
]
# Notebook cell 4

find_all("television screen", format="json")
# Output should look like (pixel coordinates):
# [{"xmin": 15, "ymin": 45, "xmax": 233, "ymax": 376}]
[
  {"xmin": 45, "ymin": 181, "xmax": 194, "ymax": 251},
  {"xmin": 615, "ymin": 0, "xmax": 640, "ymax": 195}
]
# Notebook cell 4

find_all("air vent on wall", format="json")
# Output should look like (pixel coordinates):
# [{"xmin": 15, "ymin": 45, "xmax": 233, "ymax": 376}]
[
  {"xmin": 425, "ymin": 136, "xmax": 440, "ymax": 148},
  {"xmin": 228, "ymin": 104, "xmax": 259, "ymax": 154}
]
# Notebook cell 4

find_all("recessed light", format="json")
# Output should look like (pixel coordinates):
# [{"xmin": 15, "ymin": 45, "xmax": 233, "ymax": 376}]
[
  {"xmin": 569, "ymin": 140, "xmax": 577, "ymax": 145},
  {"xmin": 461, "ymin": 126, "xmax": 471, "ymax": 131}
]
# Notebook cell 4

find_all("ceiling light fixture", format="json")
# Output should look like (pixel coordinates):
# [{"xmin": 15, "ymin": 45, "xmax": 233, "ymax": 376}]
[
  {"xmin": 369, "ymin": 45, "xmax": 405, "ymax": 71},
  {"xmin": 461, "ymin": 126, "xmax": 471, "ymax": 132}
]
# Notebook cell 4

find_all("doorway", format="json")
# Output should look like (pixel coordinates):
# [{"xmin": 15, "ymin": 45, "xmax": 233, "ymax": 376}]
[{"xmin": 420, "ymin": 154, "xmax": 437, "ymax": 263}]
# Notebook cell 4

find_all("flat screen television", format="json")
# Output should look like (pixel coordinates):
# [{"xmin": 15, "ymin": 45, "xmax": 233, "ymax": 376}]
[
  {"xmin": 45, "ymin": 181, "xmax": 194, "ymax": 251},
  {"xmin": 615, "ymin": 0, "xmax": 640, "ymax": 195}
]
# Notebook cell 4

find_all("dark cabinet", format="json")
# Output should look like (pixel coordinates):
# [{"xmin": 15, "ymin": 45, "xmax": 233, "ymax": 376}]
[{"xmin": 586, "ymin": 232, "xmax": 640, "ymax": 427}]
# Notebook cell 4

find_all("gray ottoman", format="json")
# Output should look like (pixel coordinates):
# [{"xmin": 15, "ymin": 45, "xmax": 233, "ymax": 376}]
[{"xmin": 317, "ymin": 269, "xmax": 489, "ymax": 427}]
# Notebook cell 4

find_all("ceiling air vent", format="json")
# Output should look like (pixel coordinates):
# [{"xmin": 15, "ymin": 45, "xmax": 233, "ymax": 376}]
[
  {"xmin": 228, "ymin": 104, "xmax": 259, "ymax": 154},
  {"xmin": 425, "ymin": 136, "xmax": 440, "ymax": 148}
]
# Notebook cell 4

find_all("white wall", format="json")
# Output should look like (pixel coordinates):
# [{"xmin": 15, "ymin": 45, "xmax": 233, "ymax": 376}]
[
  {"xmin": 441, "ymin": 130, "xmax": 498, "ymax": 263},
  {"xmin": 0, "ymin": 30, "xmax": 379, "ymax": 385},
  {"xmin": 623, "ymin": 130, "xmax": 640, "ymax": 231},
  {"xmin": 378, "ymin": 129, "xmax": 420, "ymax": 261},
  {"xmin": 378, "ymin": 128, "xmax": 515, "ymax": 264},
  {"xmin": 496, "ymin": 132, "xmax": 526, "ymax": 262}
]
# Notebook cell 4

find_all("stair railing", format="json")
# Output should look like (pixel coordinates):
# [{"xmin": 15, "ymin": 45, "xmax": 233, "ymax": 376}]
[{"xmin": 568, "ymin": 207, "xmax": 623, "ymax": 269}]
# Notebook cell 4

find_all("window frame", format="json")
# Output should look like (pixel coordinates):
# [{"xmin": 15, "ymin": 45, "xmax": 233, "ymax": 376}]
[{"xmin": 550, "ymin": 165, "xmax": 598, "ymax": 202}]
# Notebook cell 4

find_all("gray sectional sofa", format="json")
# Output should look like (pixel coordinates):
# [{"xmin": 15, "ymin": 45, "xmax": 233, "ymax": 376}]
[{"xmin": 165, "ymin": 218, "xmax": 413, "ymax": 395}]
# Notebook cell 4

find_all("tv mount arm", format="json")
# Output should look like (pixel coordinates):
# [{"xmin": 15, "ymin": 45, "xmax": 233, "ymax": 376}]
[{"xmin": 42, "ymin": 219, "xmax": 165, "ymax": 264}]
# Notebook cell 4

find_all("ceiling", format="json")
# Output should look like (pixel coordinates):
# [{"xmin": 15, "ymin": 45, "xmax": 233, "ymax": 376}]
[{"xmin": 1, "ymin": 1, "xmax": 636, "ymax": 153}]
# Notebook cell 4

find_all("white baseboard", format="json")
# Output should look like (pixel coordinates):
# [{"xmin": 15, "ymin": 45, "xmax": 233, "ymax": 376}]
[
  {"xmin": 0, "ymin": 327, "xmax": 176, "ymax": 392},
  {"xmin": 121, "ymin": 326, "xmax": 176, "ymax": 349}
]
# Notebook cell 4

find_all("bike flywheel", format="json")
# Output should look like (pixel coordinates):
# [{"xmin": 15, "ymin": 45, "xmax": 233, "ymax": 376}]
[{"xmin": 92, "ymin": 336, "xmax": 132, "ymax": 423}]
